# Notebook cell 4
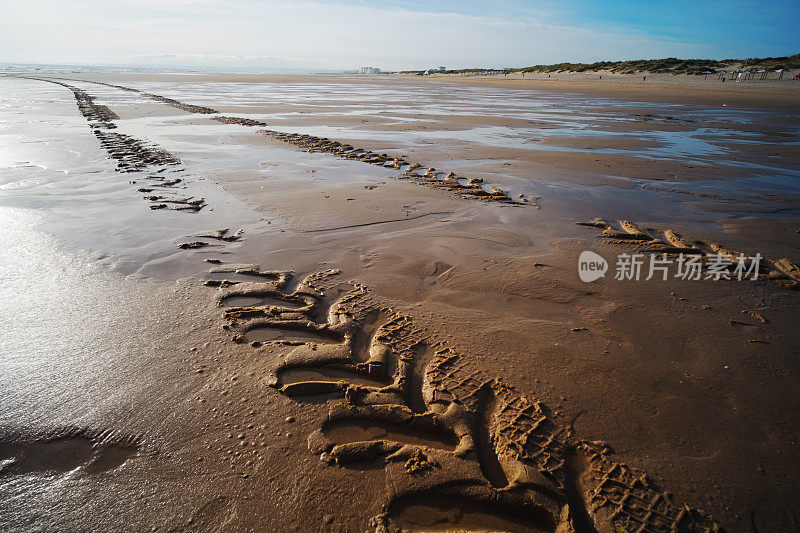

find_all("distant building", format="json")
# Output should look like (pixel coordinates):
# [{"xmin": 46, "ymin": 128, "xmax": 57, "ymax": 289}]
[
  {"xmin": 438, "ymin": 66, "xmax": 446, "ymax": 71},
  {"xmin": 357, "ymin": 66, "xmax": 381, "ymax": 74}
]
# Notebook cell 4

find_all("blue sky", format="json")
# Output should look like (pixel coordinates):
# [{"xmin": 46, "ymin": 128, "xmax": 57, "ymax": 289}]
[{"xmin": 1, "ymin": 0, "xmax": 797, "ymax": 70}]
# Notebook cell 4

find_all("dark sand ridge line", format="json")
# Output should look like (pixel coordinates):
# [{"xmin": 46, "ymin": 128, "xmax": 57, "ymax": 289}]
[
  {"xmin": 35, "ymin": 76, "xmax": 527, "ymax": 206},
  {"xmin": 300, "ymin": 210, "xmax": 453, "ymax": 234},
  {"xmin": 193, "ymin": 264, "xmax": 723, "ymax": 531},
  {"xmin": 580, "ymin": 219, "xmax": 800, "ymax": 290},
  {"xmin": 23, "ymin": 77, "xmax": 206, "ymax": 213}
]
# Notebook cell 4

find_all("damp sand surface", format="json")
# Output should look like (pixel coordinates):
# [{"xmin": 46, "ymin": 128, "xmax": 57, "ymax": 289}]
[{"xmin": 0, "ymin": 73, "xmax": 799, "ymax": 532}]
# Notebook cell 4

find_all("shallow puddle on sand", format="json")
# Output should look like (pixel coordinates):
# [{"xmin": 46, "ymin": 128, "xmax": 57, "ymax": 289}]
[
  {"xmin": 220, "ymin": 296, "xmax": 304, "ymax": 308},
  {"xmin": 204, "ymin": 271, "xmax": 275, "ymax": 283},
  {"xmin": 278, "ymin": 367, "xmax": 391, "ymax": 388},
  {"xmin": 0, "ymin": 438, "xmax": 138, "ymax": 475},
  {"xmin": 390, "ymin": 497, "xmax": 553, "ymax": 533},
  {"xmin": 322, "ymin": 420, "xmax": 457, "ymax": 451},
  {"xmin": 244, "ymin": 327, "xmax": 340, "ymax": 344}
]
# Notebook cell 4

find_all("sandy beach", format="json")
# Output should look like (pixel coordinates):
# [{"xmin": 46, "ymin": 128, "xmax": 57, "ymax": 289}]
[
  {"xmin": 404, "ymin": 70, "xmax": 800, "ymax": 108},
  {"xmin": 1, "ymin": 71, "xmax": 799, "ymax": 532}
]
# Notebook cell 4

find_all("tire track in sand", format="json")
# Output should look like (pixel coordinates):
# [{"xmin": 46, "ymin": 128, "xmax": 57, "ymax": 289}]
[
  {"xmin": 24, "ymin": 77, "xmax": 206, "ymax": 212},
  {"xmin": 40, "ymin": 77, "xmax": 531, "ymax": 207},
  {"xmin": 193, "ymin": 261, "xmax": 723, "ymax": 532},
  {"xmin": 580, "ymin": 218, "xmax": 800, "ymax": 290}
]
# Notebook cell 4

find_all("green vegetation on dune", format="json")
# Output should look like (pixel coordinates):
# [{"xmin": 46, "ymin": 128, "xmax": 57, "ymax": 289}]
[
  {"xmin": 512, "ymin": 53, "xmax": 800, "ymax": 75},
  {"xmin": 397, "ymin": 54, "xmax": 799, "ymax": 76}
]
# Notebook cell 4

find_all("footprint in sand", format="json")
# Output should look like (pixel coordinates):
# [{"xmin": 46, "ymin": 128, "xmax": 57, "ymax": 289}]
[{"xmin": 0, "ymin": 428, "xmax": 140, "ymax": 477}]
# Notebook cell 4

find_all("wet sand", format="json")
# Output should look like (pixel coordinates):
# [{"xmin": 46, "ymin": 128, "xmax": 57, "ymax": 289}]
[
  {"xmin": 407, "ymin": 70, "xmax": 800, "ymax": 108},
  {"xmin": 1, "ymin": 73, "xmax": 799, "ymax": 532}
]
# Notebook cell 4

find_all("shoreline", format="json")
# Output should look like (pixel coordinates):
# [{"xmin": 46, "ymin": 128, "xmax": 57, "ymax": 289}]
[{"xmin": 19, "ymin": 69, "xmax": 800, "ymax": 108}]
